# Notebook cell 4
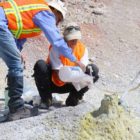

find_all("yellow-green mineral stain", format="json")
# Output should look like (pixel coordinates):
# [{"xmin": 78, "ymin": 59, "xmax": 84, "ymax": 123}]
[{"xmin": 78, "ymin": 94, "xmax": 135, "ymax": 140}]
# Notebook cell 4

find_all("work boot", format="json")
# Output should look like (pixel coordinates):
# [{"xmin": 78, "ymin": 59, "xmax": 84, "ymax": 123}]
[
  {"xmin": 39, "ymin": 93, "xmax": 53, "ymax": 109},
  {"xmin": 39, "ymin": 99, "xmax": 52, "ymax": 109},
  {"xmin": 66, "ymin": 92, "xmax": 79, "ymax": 106},
  {"xmin": 7, "ymin": 75, "xmax": 39, "ymax": 121},
  {"xmin": 8, "ymin": 105, "xmax": 38, "ymax": 121},
  {"xmin": 7, "ymin": 76, "xmax": 24, "ymax": 112}
]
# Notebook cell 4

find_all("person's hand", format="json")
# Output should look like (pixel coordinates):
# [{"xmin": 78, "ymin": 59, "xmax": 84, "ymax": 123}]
[
  {"xmin": 85, "ymin": 64, "xmax": 99, "ymax": 83},
  {"xmin": 74, "ymin": 60, "xmax": 86, "ymax": 72}
]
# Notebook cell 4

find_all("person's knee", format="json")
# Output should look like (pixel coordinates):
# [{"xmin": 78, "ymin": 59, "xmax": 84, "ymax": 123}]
[
  {"xmin": 34, "ymin": 59, "xmax": 47, "ymax": 75},
  {"xmin": 34, "ymin": 59, "xmax": 52, "ymax": 77},
  {"xmin": 33, "ymin": 60, "xmax": 52, "ymax": 87}
]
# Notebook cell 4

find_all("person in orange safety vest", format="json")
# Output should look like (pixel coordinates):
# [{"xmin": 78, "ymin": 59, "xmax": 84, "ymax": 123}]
[
  {"xmin": 33, "ymin": 23, "xmax": 99, "ymax": 109},
  {"xmin": 0, "ymin": 0, "xmax": 82, "ymax": 121}
]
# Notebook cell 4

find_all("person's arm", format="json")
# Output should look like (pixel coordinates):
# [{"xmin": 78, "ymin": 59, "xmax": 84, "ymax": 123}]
[
  {"xmin": 49, "ymin": 47, "xmax": 65, "ymax": 83},
  {"xmin": 49, "ymin": 47, "xmax": 63, "ymax": 70},
  {"xmin": 80, "ymin": 48, "xmax": 89, "ymax": 66},
  {"xmin": 74, "ymin": 47, "xmax": 89, "ymax": 72},
  {"xmin": 33, "ymin": 11, "xmax": 76, "ymax": 62}
]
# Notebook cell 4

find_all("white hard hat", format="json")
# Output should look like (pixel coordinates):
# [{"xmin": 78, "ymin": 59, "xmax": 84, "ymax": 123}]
[
  {"xmin": 64, "ymin": 23, "xmax": 82, "ymax": 41},
  {"xmin": 48, "ymin": 0, "xmax": 67, "ymax": 19}
]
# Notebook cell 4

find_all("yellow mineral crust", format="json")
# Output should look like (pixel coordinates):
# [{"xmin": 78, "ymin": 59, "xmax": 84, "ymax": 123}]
[{"xmin": 79, "ymin": 94, "xmax": 140, "ymax": 140}]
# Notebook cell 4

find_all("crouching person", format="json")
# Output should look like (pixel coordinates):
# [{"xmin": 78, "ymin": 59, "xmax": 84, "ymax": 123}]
[{"xmin": 33, "ymin": 23, "xmax": 99, "ymax": 109}]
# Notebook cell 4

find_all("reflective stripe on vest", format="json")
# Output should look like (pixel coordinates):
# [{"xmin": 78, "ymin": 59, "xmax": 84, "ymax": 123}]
[
  {"xmin": 2, "ymin": 0, "xmax": 50, "ymax": 39},
  {"xmin": 8, "ymin": 0, "xmax": 23, "ymax": 38}
]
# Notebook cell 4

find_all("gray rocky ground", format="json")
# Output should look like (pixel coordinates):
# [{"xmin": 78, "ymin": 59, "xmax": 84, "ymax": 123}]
[{"xmin": 0, "ymin": 0, "xmax": 140, "ymax": 139}]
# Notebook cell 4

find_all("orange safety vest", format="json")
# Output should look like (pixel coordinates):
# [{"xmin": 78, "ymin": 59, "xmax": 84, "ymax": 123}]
[
  {"xmin": 48, "ymin": 41, "xmax": 86, "ymax": 87},
  {"xmin": 0, "ymin": 0, "xmax": 50, "ymax": 39}
]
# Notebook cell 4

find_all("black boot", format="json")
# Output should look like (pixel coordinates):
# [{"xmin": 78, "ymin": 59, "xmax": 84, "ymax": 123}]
[
  {"xmin": 7, "ymin": 76, "xmax": 38, "ymax": 121},
  {"xmin": 66, "ymin": 91, "xmax": 79, "ymax": 106},
  {"xmin": 39, "ymin": 94, "xmax": 53, "ymax": 109},
  {"xmin": 7, "ymin": 75, "xmax": 24, "ymax": 113}
]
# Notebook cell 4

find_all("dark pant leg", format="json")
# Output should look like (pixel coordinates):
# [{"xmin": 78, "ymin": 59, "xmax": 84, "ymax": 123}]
[
  {"xmin": 8, "ymin": 76, "xmax": 24, "ymax": 113},
  {"xmin": 49, "ymin": 82, "xmax": 80, "ymax": 106},
  {"xmin": 77, "ymin": 86, "xmax": 89, "ymax": 100},
  {"xmin": 33, "ymin": 59, "xmax": 52, "ymax": 102},
  {"xmin": 33, "ymin": 60, "xmax": 89, "ymax": 106}
]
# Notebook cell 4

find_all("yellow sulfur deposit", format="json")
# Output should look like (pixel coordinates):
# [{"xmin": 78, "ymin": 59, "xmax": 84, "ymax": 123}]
[{"xmin": 79, "ymin": 94, "xmax": 140, "ymax": 140}]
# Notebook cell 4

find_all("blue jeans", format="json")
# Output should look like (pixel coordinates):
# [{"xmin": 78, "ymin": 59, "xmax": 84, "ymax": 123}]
[
  {"xmin": 0, "ymin": 24, "xmax": 23, "ymax": 77},
  {"xmin": 0, "ymin": 7, "xmax": 24, "ymax": 112}
]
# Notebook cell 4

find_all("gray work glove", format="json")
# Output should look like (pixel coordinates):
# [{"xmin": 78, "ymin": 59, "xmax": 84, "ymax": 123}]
[{"xmin": 85, "ymin": 64, "xmax": 99, "ymax": 83}]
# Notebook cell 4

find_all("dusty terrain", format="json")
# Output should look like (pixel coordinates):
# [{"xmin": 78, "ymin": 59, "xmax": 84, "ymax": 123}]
[{"xmin": 0, "ymin": 0, "xmax": 140, "ymax": 139}]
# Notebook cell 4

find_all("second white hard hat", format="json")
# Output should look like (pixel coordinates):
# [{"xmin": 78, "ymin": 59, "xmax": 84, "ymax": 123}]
[
  {"xmin": 48, "ymin": 0, "xmax": 67, "ymax": 19},
  {"xmin": 64, "ymin": 23, "xmax": 82, "ymax": 41}
]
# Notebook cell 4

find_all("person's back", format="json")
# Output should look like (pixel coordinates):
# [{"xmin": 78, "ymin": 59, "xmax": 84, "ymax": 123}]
[{"xmin": 0, "ymin": 0, "xmax": 50, "ymax": 39}]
